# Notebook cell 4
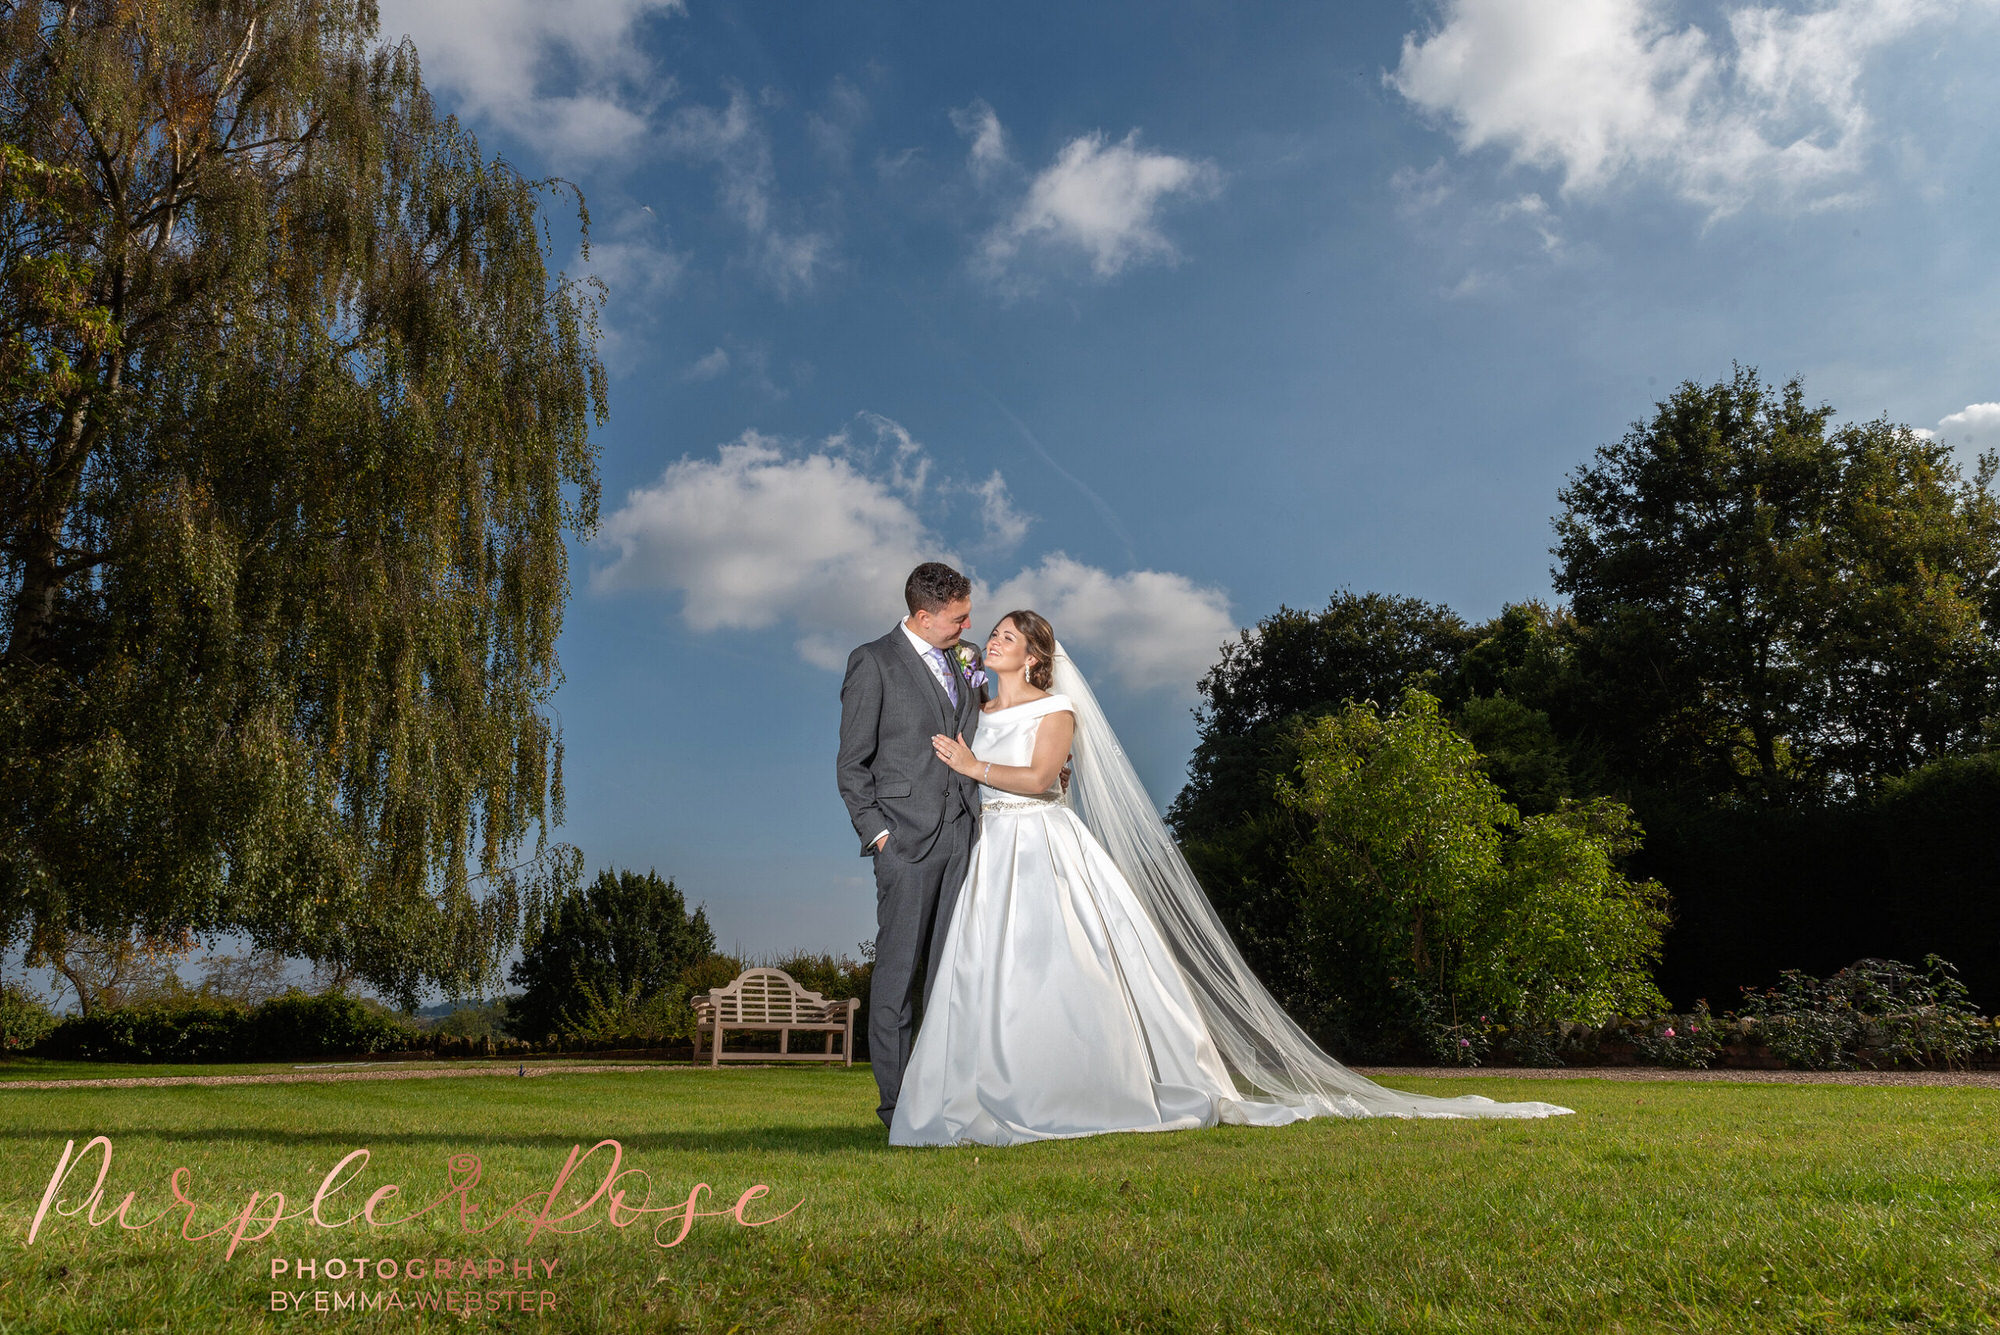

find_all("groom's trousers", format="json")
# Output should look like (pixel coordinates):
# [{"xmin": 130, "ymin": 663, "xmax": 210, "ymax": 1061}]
[{"xmin": 869, "ymin": 805, "xmax": 975, "ymax": 1129}]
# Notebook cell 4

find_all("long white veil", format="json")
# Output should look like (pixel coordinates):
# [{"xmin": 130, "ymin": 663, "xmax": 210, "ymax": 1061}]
[{"xmin": 1049, "ymin": 639, "xmax": 1575, "ymax": 1121}]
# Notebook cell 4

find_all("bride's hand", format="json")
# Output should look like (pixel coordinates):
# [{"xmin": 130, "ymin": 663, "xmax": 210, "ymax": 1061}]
[{"xmin": 932, "ymin": 731, "xmax": 977, "ymax": 776}]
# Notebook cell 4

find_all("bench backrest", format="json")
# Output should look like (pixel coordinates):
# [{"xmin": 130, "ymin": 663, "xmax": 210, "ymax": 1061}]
[{"xmin": 701, "ymin": 967, "xmax": 839, "ymax": 1023}]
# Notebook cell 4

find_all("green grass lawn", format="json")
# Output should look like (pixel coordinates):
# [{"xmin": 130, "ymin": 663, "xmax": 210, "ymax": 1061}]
[{"xmin": 0, "ymin": 1062, "xmax": 1995, "ymax": 1333}]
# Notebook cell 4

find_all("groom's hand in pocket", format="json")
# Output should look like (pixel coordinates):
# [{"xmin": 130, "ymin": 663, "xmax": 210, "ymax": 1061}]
[
  {"xmin": 872, "ymin": 832, "xmax": 889, "ymax": 853},
  {"xmin": 1060, "ymin": 755, "xmax": 1073, "ymax": 792}
]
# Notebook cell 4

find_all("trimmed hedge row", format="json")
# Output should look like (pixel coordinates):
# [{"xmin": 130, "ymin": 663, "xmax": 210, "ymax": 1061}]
[{"xmin": 35, "ymin": 990, "xmax": 418, "ymax": 1062}]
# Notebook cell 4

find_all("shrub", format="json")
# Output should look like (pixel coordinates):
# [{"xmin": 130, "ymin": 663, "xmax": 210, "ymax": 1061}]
[
  {"xmin": 35, "ymin": 989, "xmax": 419, "ymax": 1062},
  {"xmin": 1628, "ymin": 1000, "xmax": 1727, "ymax": 1069},
  {"xmin": 250, "ymin": 989, "xmax": 417, "ymax": 1058},
  {"xmin": 39, "ymin": 995, "xmax": 251, "ymax": 1061},
  {"xmin": 0, "ymin": 982, "xmax": 59, "ymax": 1053},
  {"xmin": 1736, "ymin": 955, "xmax": 1988, "ymax": 1071},
  {"xmin": 1387, "ymin": 975, "xmax": 1489, "ymax": 1066},
  {"xmin": 1277, "ymin": 688, "xmax": 1671, "ymax": 1058}
]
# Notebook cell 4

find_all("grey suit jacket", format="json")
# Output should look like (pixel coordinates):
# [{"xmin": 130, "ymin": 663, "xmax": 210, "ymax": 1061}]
[{"xmin": 837, "ymin": 626, "xmax": 985, "ymax": 861}]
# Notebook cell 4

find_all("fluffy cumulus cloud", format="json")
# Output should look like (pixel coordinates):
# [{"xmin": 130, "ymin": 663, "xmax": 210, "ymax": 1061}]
[
  {"xmin": 1389, "ymin": 0, "xmax": 1966, "ymax": 215},
  {"xmin": 591, "ymin": 429, "xmax": 933, "ymax": 670},
  {"xmin": 374, "ymin": 0, "xmax": 683, "ymax": 161},
  {"xmin": 986, "ymin": 556, "xmax": 1235, "ymax": 694},
  {"xmin": 590, "ymin": 418, "xmax": 1232, "ymax": 691},
  {"xmin": 1934, "ymin": 402, "xmax": 2000, "ymax": 446},
  {"xmin": 955, "ymin": 103, "xmax": 1222, "ymax": 285}
]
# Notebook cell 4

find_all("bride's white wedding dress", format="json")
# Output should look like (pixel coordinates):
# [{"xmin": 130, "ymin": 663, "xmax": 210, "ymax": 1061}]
[
  {"xmin": 890, "ymin": 694, "xmax": 1306, "ymax": 1146},
  {"xmin": 887, "ymin": 645, "xmax": 1575, "ymax": 1149}
]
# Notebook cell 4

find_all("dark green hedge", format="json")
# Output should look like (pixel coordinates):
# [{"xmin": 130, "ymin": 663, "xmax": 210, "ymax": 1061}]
[
  {"xmin": 1639, "ymin": 753, "xmax": 2000, "ymax": 1013},
  {"xmin": 35, "ymin": 990, "xmax": 419, "ymax": 1062}
]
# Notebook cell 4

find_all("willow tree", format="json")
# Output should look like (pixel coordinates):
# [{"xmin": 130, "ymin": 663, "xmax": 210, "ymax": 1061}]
[{"xmin": 0, "ymin": 1, "xmax": 605, "ymax": 1008}]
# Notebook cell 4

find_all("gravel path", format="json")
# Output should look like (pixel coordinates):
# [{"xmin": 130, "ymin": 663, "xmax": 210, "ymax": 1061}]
[{"xmin": 3, "ymin": 1061, "xmax": 1996, "ymax": 1091}]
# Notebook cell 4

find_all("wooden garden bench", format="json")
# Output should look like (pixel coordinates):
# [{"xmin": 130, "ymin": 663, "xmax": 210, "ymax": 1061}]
[{"xmin": 691, "ymin": 967, "xmax": 859, "ymax": 1067}]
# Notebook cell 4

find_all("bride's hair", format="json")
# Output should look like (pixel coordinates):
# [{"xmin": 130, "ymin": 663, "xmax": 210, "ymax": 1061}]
[{"xmin": 995, "ymin": 610, "xmax": 1056, "ymax": 689}]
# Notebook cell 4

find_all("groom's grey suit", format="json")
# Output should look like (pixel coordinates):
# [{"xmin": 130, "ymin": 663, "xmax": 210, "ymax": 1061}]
[{"xmin": 837, "ymin": 623, "xmax": 984, "ymax": 1128}]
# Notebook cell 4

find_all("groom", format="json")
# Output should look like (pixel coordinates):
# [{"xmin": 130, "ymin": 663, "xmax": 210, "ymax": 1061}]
[{"xmin": 836, "ymin": 561, "xmax": 986, "ymax": 1129}]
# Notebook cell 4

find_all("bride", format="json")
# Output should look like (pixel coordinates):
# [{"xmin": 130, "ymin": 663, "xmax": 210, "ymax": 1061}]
[{"xmin": 887, "ymin": 609, "xmax": 1575, "ymax": 1148}]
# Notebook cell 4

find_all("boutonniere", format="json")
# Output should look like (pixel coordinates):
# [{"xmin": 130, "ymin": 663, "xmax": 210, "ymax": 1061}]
[{"xmin": 952, "ymin": 643, "xmax": 988, "ymax": 690}]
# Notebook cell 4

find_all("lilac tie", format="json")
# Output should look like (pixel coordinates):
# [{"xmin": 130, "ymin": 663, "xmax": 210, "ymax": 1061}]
[{"xmin": 927, "ymin": 647, "xmax": 959, "ymax": 706}]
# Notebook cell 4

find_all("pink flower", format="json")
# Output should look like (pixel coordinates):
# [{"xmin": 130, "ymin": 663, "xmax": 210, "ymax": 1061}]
[
  {"xmin": 1689, "ymin": 1025, "xmax": 1699, "ymax": 1033},
  {"xmin": 1458, "ymin": 1038, "xmax": 1470, "ymax": 1047},
  {"xmin": 1663, "ymin": 1026, "xmax": 1676, "ymax": 1038}
]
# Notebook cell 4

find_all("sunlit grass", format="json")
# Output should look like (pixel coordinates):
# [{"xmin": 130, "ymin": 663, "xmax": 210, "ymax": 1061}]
[{"xmin": 1, "ymin": 1063, "xmax": 1995, "ymax": 1332}]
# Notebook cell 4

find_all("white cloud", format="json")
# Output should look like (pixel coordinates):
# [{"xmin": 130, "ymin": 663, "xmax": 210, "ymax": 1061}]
[
  {"xmin": 807, "ymin": 76, "xmax": 869, "ymax": 170},
  {"xmin": 590, "ymin": 419, "xmax": 1230, "ymax": 691},
  {"xmin": 591, "ymin": 430, "xmax": 934, "ymax": 670},
  {"xmin": 1389, "ymin": 0, "xmax": 1965, "ymax": 216},
  {"xmin": 824, "ymin": 412, "xmax": 931, "ymax": 499},
  {"xmin": 661, "ymin": 87, "xmax": 835, "ymax": 295},
  {"xmin": 986, "ymin": 555, "xmax": 1235, "ymax": 694},
  {"xmin": 972, "ymin": 118, "xmax": 1222, "ymax": 284},
  {"xmin": 567, "ymin": 209, "xmax": 687, "ymax": 376},
  {"xmin": 1935, "ymin": 402, "xmax": 2000, "ymax": 444},
  {"xmin": 970, "ymin": 472, "xmax": 1031, "ymax": 551},
  {"xmin": 1495, "ymin": 192, "xmax": 1563, "ymax": 252},
  {"xmin": 374, "ymin": 0, "xmax": 683, "ymax": 161},
  {"xmin": 581, "ymin": 221, "xmax": 687, "ymax": 305},
  {"xmin": 1391, "ymin": 159, "xmax": 1456, "ymax": 214},
  {"xmin": 682, "ymin": 347, "xmax": 730, "ymax": 382},
  {"xmin": 951, "ymin": 98, "xmax": 1012, "ymax": 187}
]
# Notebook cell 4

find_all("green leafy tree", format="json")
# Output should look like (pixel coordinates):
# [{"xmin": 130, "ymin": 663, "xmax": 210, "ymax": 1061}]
[
  {"xmin": 0, "ymin": 2, "xmax": 606, "ymax": 1007},
  {"xmin": 1172, "ymin": 591, "xmax": 1474, "ymax": 839},
  {"xmin": 503, "ymin": 869, "xmax": 715, "ymax": 1044},
  {"xmin": 1468, "ymin": 798, "xmax": 1671, "ymax": 1026},
  {"xmin": 1169, "ymin": 593, "xmax": 1482, "ymax": 1046},
  {"xmin": 1553, "ymin": 365, "xmax": 2000, "ymax": 806},
  {"xmin": 1277, "ymin": 688, "xmax": 1670, "ymax": 1043},
  {"xmin": 1450, "ymin": 600, "xmax": 1600, "ymax": 813}
]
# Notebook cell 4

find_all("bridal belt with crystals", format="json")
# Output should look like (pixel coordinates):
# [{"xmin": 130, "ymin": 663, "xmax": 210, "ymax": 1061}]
[{"xmin": 980, "ymin": 794, "xmax": 1067, "ymax": 812}]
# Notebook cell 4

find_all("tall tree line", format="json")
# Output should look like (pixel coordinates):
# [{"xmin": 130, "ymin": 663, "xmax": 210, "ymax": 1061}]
[{"xmin": 1173, "ymin": 366, "xmax": 2000, "ymax": 1023}]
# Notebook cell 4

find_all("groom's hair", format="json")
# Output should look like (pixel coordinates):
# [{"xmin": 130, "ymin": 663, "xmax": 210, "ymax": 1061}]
[{"xmin": 905, "ymin": 562, "xmax": 971, "ymax": 614}]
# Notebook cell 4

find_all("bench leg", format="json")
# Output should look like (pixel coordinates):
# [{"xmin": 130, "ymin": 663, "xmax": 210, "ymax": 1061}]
[
  {"xmin": 780, "ymin": 1027, "xmax": 790, "ymax": 1056},
  {"xmin": 711, "ymin": 1027, "xmax": 723, "ymax": 1068}
]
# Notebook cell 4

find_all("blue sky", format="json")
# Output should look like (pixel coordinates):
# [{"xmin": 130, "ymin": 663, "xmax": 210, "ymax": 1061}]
[
  {"xmin": 31, "ymin": 1, "xmax": 1999, "ymax": 1006},
  {"xmin": 354, "ymin": 0, "xmax": 2000, "ymax": 985}
]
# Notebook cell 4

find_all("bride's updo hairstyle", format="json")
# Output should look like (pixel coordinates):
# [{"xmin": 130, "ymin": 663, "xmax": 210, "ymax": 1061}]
[{"xmin": 997, "ymin": 609, "xmax": 1057, "ymax": 690}]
